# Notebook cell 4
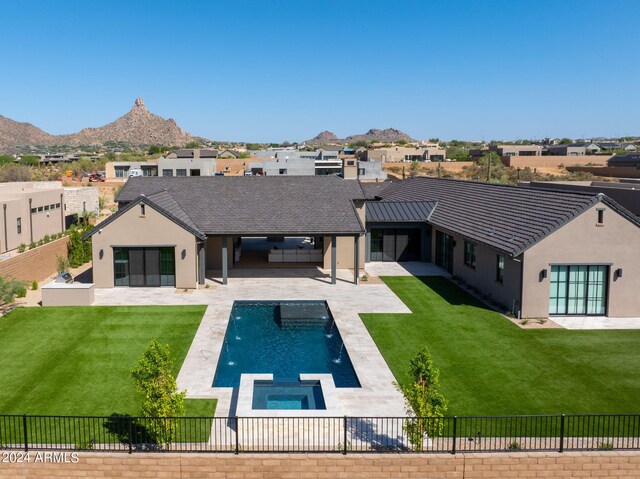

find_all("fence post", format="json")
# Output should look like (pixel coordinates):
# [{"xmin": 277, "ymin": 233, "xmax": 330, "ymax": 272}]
[
  {"xmin": 343, "ymin": 416, "xmax": 348, "ymax": 455},
  {"xmin": 127, "ymin": 416, "xmax": 133, "ymax": 454},
  {"xmin": 451, "ymin": 416, "xmax": 457, "ymax": 455},
  {"xmin": 559, "ymin": 414, "xmax": 565, "ymax": 453},
  {"xmin": 22, "ymin": 414, "xmax": 28, "ymax": 452},
  {"xmin": 235, "ymin": 417, "xmax": 239, "ymax": 455}
]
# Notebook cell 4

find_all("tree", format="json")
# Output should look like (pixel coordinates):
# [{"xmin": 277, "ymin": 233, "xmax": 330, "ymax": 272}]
[
  {"xmin": 409, "ymin": 161, "xmax": 422, "ymax": 177},
  {"xmin": 0, "ymin": 155, "xmax": 15, "ymax": 164},
  {"xmin": 400, "ymin": 347, "xmax": 448, "ymax": 450},
  {"xmin": 185, "ymin": 141, "xmax": 201, "ymax": 149},
  {"xmin": 18, "ymin": 155, "xmax": 40, "ymax": 166},
  {"xmin": 131, "ymin": 340, "xmax": 186, "ymax": 448},
  {"xmin": 559, "ymin": 138, "xmax": 573, "ymax": 145}
]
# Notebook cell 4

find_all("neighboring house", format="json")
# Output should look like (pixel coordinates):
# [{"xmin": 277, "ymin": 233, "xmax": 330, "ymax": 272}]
[
  {"xmin": 365, "ymin": 177, "xmax": 640, "ymax": 319},
  {"xmin": 166, "ymin": 149, "xmax": 218, "ymax": 159},
  {"xmin": 0, "ymin": 182, "xmax": 66, "ymax": 252},
  {"xmin": 608, "ymin": 154, "xmax": 640, "ymax": 168},
  {"xmin": 543, "ymin": 144, "xmax": 587, "ymax": 156},
  {"xmin": 596, "ymin": 142, "xmax": 622, "ymax": 152},
  {"xmin": 493, "ymin": 145, "xmax": 543, "ymax": 157},
  {"xmin": 366, "ymin": 146, "xmax": 446, "ymax": 163},
  {"xmin": 217, "ymin": 150, "xmax": 242, "ymax": 159},
  {"xmin": 622, "ymin": 143, "xmax": 637, "ymax": 152},
  {"xmin": 105, "ymin": 152, "xmax": 217, "ymax": 179},
  {"xmin": 84, "ymin": 176, "xmax": 640, "ymax": 320},
  {"xmin": 251, "ymin": 156, "xmax": 387, "ymax": 180},
  {"xmin": 524, "ymin": 180, "xmax": 640, "ymax": 217},
  {"xmin": 585, "ymin": 143, "xmax": 602, "ymax": 154}
]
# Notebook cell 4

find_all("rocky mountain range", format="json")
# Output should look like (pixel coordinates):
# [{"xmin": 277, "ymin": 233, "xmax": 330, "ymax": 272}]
[
  {"xmin": 306, "ymin": 128, "xmax": 414, "ymax": 144},
  {"xmin": 0, "ymin": 98, "xmax": 199, "ymax": 151}
]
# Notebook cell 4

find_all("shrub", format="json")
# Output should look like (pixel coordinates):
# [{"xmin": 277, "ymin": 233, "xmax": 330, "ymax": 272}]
[
  {"xmin": 507, "ymin": 440, "xmax": 522, "ymax": 450},
  {"xmin": 17, "ymin": 243, "xmax": 26, "ymax": 253},
  {"xmin": 43, "ymin": 234, "xmax": 51, "ymax": 244},
  {"xmin": 67, "ymin": 216, "xmax": 93, "ymax": 267},
  {"xmin": 28, "ymin": 241, "xmax": 37, "ymax": 250},
  {"xmin": 56, "ymin": 255, "xmax": 70, "ymax": 274},
  {"xmin": 15, "ymin": 284, "xmax": 27, "ymax": 298},
  {"xmin": 400, "ymin": 347, "xmax": 448, "ymax": 450},
  {"xmin": 0, "ymin": 277, "xmax": 27, "ymax": 304},
  {"xmin": 131, "ymin": 340, "xmax": 186, "ymax": 448},
  {"xmin": 597, "ymin": 441, "xmax": 614, "ymax": 450},
  {"xmin": 31, "ymin": 280, "xmax": 38, "ymax": 290}
]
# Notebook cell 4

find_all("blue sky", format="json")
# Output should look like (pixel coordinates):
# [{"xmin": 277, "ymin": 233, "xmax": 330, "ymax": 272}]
[{"xmin": 1, "ymin": 0, "xmax": 638, "ymax": 142}]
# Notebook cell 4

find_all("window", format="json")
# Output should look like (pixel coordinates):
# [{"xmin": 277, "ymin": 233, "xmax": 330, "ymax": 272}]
[
  {"xmin": 31, "ymin": 208, "xmax": 37, "ymax": 214},
  {"xmin": 463, "ymin": 241, "xmax": 476, "ymax": 268},
  {"xmin": 44, "ymin": 205, "xmax": 50, "ymax": 211},
  {"xmin": 162, "ymin": 169, "xmax": 173, "ymax": 177},
  {"xmin": 189, "ymin": 169, "xmax": 201, "ymax": 176},
  {"xmin": 597, "ymin": 208, "xmax": 605, "ymax": 225},
  {"xmin": 279, "ymin": 169, "xmax": 288, "ymax": 175},
  {"xmin": 115, "ymin": 166, "xmax": 129, "ymax": 178},
  {"xmin": 38, "ymin": 206, "xmax": 44, "ymax": 212},
  {"xmin": 176, "ymin": 169, "xmax": 187, "ymax": 177},
  {"xmin": 55, "ymin": 203, "xmax": 61, "ymax": 209},
  {"xmin": 496, "ymin": 255, "xmax": 505, "ymax": 283},
  {"xmin": 16, "ymin": 217, "xmax": 22, "ymax": 235},
  {"xmin": 358, "ymin": 168, "xmax": 365, "ymax": 175},
  {"xmin": 140, "ymin": 204, "xmax": 146, "ymax": 216}
]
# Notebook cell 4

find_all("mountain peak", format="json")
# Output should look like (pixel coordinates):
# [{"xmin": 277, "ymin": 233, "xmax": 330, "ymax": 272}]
[
  {"xmin": 132, "ymin": 97, "xmax": 148, "ymax": 112},
  {"xmin": 0, "ymin": 98, "xmax": 201, "ymax": 150}
]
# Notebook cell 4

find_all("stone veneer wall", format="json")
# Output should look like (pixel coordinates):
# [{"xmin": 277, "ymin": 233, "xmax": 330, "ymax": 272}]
[
  {"xmin": 0, "ymin": 237, "xmax": 70, "ymax": 282},
  {"xmin": 64, "ymin": 187, "xmax": 100, "ymax": 216},
  {"xmin": 1, "ymin": 451, "xmax": 639, "ymax": 478}
]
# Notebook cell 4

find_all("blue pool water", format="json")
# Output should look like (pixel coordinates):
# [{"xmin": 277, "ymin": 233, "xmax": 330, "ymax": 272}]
[
  {"xmin": 252, "ymin": 380, "xmax": 326, "ymax": 410},
  {"xmin": 213, "ymin": 301, "xmax": 361, "ymax": 388}
]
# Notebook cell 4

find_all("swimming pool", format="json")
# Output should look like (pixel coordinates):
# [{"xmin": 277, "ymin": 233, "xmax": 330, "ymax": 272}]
[{"xmin": 213, "ymin": 301, "xmax": 361, "ymax": 388}]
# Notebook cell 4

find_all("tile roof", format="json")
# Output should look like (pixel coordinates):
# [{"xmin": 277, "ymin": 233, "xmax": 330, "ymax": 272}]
[
  {"xmin": 375, "ymin": 177, "xmax": 612, "ymax": 256},
  {"xmin": 114, "ymin": 176, "xmax": 366, "ymax": 235},
  {"xmin": 366, "ymin": 200, "xmax": 437, "ymax": 222}
]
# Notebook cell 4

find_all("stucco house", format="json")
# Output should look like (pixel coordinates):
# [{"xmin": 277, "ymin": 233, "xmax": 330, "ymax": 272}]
[{"xmin": 84, "ymin": 176, "xmax": 640, "ymax": 319}]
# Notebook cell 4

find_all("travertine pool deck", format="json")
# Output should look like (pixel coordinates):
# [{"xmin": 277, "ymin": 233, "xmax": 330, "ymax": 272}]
[{"xmin": 93, "ymin": 267, "xmax": 426, "ymax": 418}]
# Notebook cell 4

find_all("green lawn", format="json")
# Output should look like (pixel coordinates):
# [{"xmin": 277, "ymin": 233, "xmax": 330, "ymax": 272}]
[
  {"xmin": 0, "ymin": 306, "xmax": 216, "ymax": 417},
  {"xmin": 361, "ymin": 276, "xmax": 640, "ymax": 416}
]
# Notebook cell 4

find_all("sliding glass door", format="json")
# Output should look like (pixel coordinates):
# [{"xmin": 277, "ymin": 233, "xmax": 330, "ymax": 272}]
[
  {"xmin": 113, "ymin": 247, "xmax": 175, "ymax": 287},
  {"xmin": 549, "ymin": 265, "xmax": 608, "ymax": 316}
]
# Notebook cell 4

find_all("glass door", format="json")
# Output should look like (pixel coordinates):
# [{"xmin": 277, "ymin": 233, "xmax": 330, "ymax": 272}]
[{"xmin": 549, "ymin": 265, "xmax": 608, "ymax": 316}]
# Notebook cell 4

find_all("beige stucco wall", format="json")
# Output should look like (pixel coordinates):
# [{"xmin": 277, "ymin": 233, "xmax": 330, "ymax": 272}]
[
  {"xmin": 90, "ymin": 203, "xmax": 198, "ymax": 288},
  {"xmin": 41, "ymin": 283, "xmax": 95, "ymax": 306},
  {"xmin": 450, "ymin": 239, "xmax": 522, "ymax": 313},
  {"xmin": 0, "ymin": 188, "xmax": 65, "ymax": 252},
  {"xmin": 205, "ymin": 236, "xmax": 235, "ymax": 270},
  {"xmin": 322, "ymin": 235, "xmax": 365, "ymax": 269},
  {"xmin": 522, "ymin": 203, "xmax": 640, "ymax": 318}
]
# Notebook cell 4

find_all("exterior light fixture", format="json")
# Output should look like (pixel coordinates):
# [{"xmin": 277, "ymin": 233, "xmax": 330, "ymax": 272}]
[
  {"xmin": 99, "ymin": 249, "xmax": 104, "ymax": 259},
  {"xmin": 615, "ymin": 268, "xmax": 623, "ymax": 279},
  {"xmin": 182, "ymin": 249, "xmax": 187, "ymax": 259},
  {"xmin": 540, "ymin": 269, "xmax": 548, "ymax": 281}
]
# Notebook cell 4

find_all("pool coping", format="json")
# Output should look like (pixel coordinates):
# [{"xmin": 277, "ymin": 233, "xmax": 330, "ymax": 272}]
[{"xmin": 236, "ymin": 373, "xmax": 341, "ymax": 417}]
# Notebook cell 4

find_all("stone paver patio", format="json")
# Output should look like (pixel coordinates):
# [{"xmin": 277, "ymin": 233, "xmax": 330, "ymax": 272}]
[{"xmin": 93, "ymin": 267, "xmax": 422, "ymax": 418}]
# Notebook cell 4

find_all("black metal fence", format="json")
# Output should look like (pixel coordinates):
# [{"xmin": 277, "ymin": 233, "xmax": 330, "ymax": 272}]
[{"xmin": 0, "ymin": 414, "xmax": 639, "ymax": 454}]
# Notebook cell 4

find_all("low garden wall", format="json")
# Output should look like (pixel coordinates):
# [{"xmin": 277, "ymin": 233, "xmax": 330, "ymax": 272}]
[
  {"xmin": 1, "ymin": 451, "xmax": 639, "ymax": 478},
  {"xmin": 502, "ymin": 155, "xmax": 612, "ymax": 168},
  {"xmin": 0, "ymin": 237, "xmax": 70, "ymax": 283}
]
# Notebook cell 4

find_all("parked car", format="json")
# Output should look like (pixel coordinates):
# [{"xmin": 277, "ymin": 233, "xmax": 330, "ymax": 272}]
[
  {"xmin": 88, "ymin": 172, "xmax": 105, "ymax": 182},
  {"xmin": 128, "ymin": 168, "xmax": 143, "ymax": 177}
]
